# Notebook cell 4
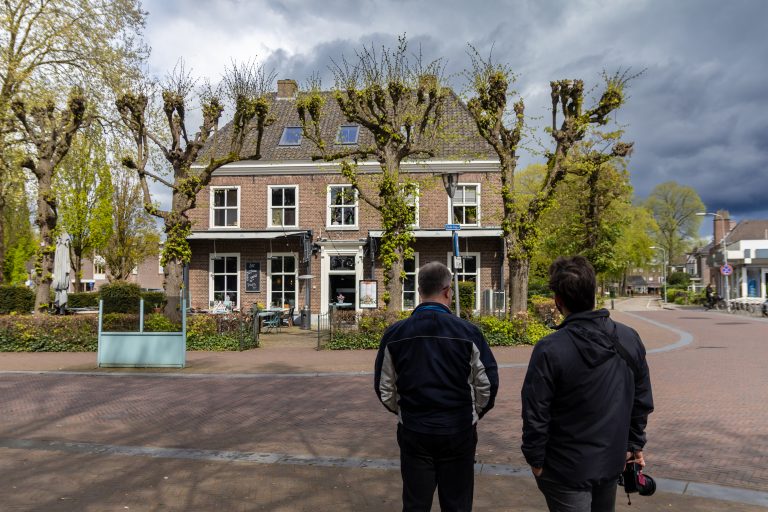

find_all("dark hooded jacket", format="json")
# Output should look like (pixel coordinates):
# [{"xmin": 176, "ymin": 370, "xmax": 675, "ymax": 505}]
[{"xmin": 521, "ymin": 309, "xmax": 654, "ymax": 488}]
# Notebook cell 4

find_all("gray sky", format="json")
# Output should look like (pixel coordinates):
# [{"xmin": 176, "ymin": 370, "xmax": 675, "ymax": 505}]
[{"xmin": 142, "ymin": 0, "xmax": 768, "ymax": 230}]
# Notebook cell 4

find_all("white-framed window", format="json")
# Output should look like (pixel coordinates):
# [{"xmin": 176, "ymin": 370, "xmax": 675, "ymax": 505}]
[
  {"xmin": 158, "ymin": 254, "xmax": 164, "ymax": 275},
  {"xmin": 402, "ymin": 253, "xmax": 419, "ymax": 310},
  {"xmin": 407, "ymin": 186, "xmax": 419, "ymax": 227},
  {"xmin": 210, "ymin": 186, "xmax": 240, "ymax": 228},
  {"xmin": 209, "ymin": 253, "xmax": 240, "ymax": 310},
  {"xmin": 336, "ymin": 125, "xmax": 359, "ymax": 144},
  {"xmin": 327, "ymin": 185, "xmax": 358, "ymax": 228},
  {"xmin": 93, "ymin": 255, "xmax": 106, "ymax": 280},
  {"xmin": 279, "ymin": 126, "xmax": 302, "ymax": 146},
  {"xmin": 267, "ymin": 253, "xmax": 297, "ymax": 308},
  {"xmin": 451, "ymin": 184, "xmax": 480, "ymax": 226},
  {"xmin": 268, "ymin": 185, "xmax": 298, "ymax": 227},
  {"xmin": 447, "ymin": 252, "xmax": 480, "ymax": 311}
]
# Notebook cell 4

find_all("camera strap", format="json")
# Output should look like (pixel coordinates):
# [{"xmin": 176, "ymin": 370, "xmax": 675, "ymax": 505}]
[{"xmin": 607, "ymin": 325, "xmax": 640, "ymax": 377}]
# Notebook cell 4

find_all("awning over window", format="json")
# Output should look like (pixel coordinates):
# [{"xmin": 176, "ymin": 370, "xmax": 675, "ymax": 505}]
[
  {"xmin": 368, "ymin": 229, "xmax": 502, "ymax": 238},
  {"xmin": 188, "ymin": 230, "xmax": 307, "ymax": 240}
]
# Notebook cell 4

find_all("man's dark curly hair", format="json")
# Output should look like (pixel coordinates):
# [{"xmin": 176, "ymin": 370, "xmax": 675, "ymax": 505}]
[{"xmin": 548, "ymin": 256, "xmax": 596, "ymax": 313}]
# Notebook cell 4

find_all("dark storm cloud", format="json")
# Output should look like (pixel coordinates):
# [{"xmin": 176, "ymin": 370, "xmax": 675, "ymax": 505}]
[{"xmin": 144, "ymin": 0, "xmax": 768, "ymax": 222}]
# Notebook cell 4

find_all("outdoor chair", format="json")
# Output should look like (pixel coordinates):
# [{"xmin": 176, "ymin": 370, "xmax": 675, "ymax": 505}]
[
  {"xmin": 282, "ymin": 306, "xmax": 295, "ymax": 327},
  {"xmin": 261, "ymin": 311, "xmax": 281, "ymax": 333}
]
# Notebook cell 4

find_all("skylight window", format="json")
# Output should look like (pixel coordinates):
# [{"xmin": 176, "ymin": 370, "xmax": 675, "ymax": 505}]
[
  {"xmin": 336, "ymin": 125, "xmax": 359, "ymax": 144},
  {"xmin": 279, "ymin": 127, "xmax": 302, "ymax": 146}
]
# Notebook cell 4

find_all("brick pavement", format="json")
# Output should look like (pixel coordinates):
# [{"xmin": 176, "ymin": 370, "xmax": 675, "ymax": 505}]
[{"xmin": 1, "ymin": 303, "xmax": 767, "ymax": 510}]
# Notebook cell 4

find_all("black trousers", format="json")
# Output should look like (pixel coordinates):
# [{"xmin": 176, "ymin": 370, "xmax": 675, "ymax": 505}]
[
  {"xmin": 535, "ymin": 471, "xmax": 618, "ymax": 512},
  {"xmin": 397, "ymin": 424, "xmax": 477, "ymax": 512}
]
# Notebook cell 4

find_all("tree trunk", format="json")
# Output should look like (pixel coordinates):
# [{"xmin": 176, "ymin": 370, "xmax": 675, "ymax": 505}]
[
  {"xmin": 507, "ymin": 255, "xmax": 530, "ymax": 317},
  {"xmin": 34, "ymin": 163, "xmax": 57, "ymax": 312},
  {"xmin": 387, "ymin": 248, "xmax": 404, "ymax": 313},
  {"xmin": 0, "ymin": 205, "xmax": 5, "ymax": 284},
  {"xmin": 163, "ymin": 258, "xmax": 183, "ymax": 322}
]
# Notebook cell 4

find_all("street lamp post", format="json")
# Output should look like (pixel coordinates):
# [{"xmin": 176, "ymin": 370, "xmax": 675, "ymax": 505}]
[
  {"xmin": 441, "ymin": 173, "xmax": 461, "ymax": 317},
  {"xmin": 696, "ymin": 212, "xmax": 730, "ymax": 306},
  {"xmin": 649, "ymin": 246, "xmax": 667, "ymax": 303}
]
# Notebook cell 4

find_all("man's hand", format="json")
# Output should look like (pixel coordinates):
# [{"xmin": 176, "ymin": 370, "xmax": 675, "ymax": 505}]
[
  {"xmin": 531, "ymin": 466, "xmax": 543, "ymax": 477},
  {"xmin": 625, "ymin": 450, "xmax": 645, "ymax": 468}
]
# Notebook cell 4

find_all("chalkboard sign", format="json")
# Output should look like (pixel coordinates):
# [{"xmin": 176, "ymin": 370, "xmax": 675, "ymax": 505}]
[{"xmin": 245, "ymin": 262, "xmax": 260, "ymax": 292}]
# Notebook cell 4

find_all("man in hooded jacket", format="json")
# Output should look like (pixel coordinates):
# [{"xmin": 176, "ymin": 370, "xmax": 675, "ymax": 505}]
[{"xmin": 521, "ymin": 256, "xmax": 654, "ymax": 512}]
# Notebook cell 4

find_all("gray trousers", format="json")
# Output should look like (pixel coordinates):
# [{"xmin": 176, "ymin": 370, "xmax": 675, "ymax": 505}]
[{"xmin": 535, "ymin": 471, "xmax": 618, "ymax": 512}]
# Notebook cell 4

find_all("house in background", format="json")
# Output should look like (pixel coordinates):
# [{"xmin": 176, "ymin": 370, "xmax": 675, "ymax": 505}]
[
  {"xmin": 186, "ymin": 79, "xmax": 506, "ymax": 320},
  {"xmin": 75, "ymin": 251, "xmax": 164, "ymax": 292},
  {"xmin": 700, "ymin": 211, "xmax": 768, "ymax": 300}
]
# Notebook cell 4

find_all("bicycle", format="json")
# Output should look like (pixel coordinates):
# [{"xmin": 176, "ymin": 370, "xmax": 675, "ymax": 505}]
[{"xmin": 704, "ymin": 295, "xmax": 728, "ymax": 311}]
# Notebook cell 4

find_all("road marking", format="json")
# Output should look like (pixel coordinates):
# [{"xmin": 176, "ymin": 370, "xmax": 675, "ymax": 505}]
[{"xmin": 2, "ymin": 437, "xmax": 766, "ymax": 508}]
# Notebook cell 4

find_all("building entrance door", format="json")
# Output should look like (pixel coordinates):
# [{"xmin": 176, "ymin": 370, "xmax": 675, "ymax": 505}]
[{"xmin": 319, "ymin": 245, "xmax": 363, "ymax": 314}]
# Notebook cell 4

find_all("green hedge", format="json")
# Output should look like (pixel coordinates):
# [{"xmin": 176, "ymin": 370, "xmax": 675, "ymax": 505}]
[
  {"xmin": 0, "ymin": 285, "xmax": 35, "ymax": 314},
  {"xmin": 474, "ymin": 314, "xmax": 553, "ymax": 346},
  {"xmin": 100, "ymin": 281, "xmax": 142, "ymax": 313},
  {"xmin": 0, "ymin": 315, "xmax": 98, "ymax": 351},
  {"xmin": 0, "ymin": 311, "xmax": 256, "ymax": 352},
  {"xmin": 69, "ymin": 292, "xmax": 100, "ymax": 308}
]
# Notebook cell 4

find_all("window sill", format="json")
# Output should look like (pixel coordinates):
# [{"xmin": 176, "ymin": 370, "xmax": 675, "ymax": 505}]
[{"xmin": 326, "ymin": 225, "xmax": 359, "ymax": 231}]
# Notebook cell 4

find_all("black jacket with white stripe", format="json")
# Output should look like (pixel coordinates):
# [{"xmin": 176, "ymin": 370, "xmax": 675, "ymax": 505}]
[{"xmin": 374, "ymin": 302, "xmax": 499, "ymax": 435}]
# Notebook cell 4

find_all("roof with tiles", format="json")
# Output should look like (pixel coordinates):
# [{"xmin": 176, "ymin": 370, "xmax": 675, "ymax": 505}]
[
  {"xmin": 197, "ymin": 83, "xmax": 498, "ymax": 166},
  {"xmin": 726, "ymin": 220, "xmax": 768, "ymax": 242}
]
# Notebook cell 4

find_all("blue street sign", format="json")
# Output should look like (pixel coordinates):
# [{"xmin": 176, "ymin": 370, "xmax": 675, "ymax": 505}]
[
  {"xmin": 445, "ymin": 224, "xmax": 461, "ymax": 230},
  {"xmin": 720, "ymin": 264, "xmax": 733, "ymax": 276},
  {"xmin": 453, "ymin": 231, "xmax": 460, "ymax": 257}
]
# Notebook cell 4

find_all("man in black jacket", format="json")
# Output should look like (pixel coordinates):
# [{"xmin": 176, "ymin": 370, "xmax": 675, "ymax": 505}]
[
  {"xmin": 521, "ymin": 256, "xmax": 654, "ymax": 512},
  {"xmin": 375, "ymin": 261, "xmax": 499, "ymax": 512}
]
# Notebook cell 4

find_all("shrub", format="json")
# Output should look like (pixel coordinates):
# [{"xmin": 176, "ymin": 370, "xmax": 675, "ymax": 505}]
[
  {"xmin": 186, "ymin": 313, "xmax": 256, "ymax": 351},
  {"xmin": 668, "ymin": 272, "xmax": 691, "ymax": 287},
  {"xmin": 141, "ymin": 291, "xmax": 166, "ymax": 312},
  {"xmin": 0, "ymin": 285, "xmax": 34, "ymax": 314},
  {"xmin": 144, "ymin": 313, "xmax": 180, "ymax": 332},
  {"xmin": 326, "ymin": 330, "xmax": 381, "ymax": 350},
  {"xmin": 527, "ymin": 276, "xmax": 551, "ymax": 298},
  {"xmin": 452, "ymin": 281, "xmax": 476, "ymax": 319},
  {"xmin": 68, "ymin": 292, "xmax": 99, "ymax": 308},
  {"xmin": 528, "ymin": 295, "xmax": 561, "ymax": 326},
  {"xmin": 100, "ymin": 281, "xmax": 142, "ymax": 313},
  {"xmin": 102, "ymin": 313, "xmax": 140, "ymax": 332},
  {"xmin": 0, "ymin": 315, "xmax": 98, "ymax": 351},
  {"xmin": 474, "ymin": 312, "xmax": 553, "ymax": 346}
]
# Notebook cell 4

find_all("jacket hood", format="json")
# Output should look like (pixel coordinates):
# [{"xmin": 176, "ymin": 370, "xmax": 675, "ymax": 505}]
[{"xmin": 555, "ymin": 309, "xmax": 617, "ymax": 368}]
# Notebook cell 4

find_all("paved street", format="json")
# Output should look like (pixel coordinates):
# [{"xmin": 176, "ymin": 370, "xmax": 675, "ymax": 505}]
[{"xmin": 1, "ymin": 298, "xmax": 767, "ymax": 510}]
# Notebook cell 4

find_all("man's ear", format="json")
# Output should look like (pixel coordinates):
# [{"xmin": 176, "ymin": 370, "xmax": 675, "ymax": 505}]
[{"xmin": 554, "ymin": 294, "xmax": 563, "ymax": 314}]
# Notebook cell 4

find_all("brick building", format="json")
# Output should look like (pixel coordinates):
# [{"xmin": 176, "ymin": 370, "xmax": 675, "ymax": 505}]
[{"xmin": 186, "ymin": 80, "xmax": 504, "ymax": 320}]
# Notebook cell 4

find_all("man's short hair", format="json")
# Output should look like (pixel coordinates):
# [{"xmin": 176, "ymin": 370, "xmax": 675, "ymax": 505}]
[
  {"xmin": 548, "ymin": 256, "xmax": 596, "ymax": 313},
  {"xmin": 418, "ymin": 261, "xmax": 452, "ymax": 298}
]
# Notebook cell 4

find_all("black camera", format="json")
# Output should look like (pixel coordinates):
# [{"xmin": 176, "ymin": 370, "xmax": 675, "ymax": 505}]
[{"xmin": 619, "ymin": 462, "xmax": 656, "ymax": 496}]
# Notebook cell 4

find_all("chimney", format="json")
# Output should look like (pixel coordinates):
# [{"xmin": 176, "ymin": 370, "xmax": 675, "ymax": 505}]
[
  {"xmin": 713, "ymin": 209, "xmax": 730, "ymax": 246},
  {"xmin": 277, "ymin": 79, "xmax": 298, "ymax": 99}
]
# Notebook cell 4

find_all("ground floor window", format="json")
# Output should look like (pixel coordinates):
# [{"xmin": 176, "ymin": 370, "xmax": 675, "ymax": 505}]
[
  {"xmin": 448, "ymin": 252, "xmax": 480, "ymax": 310},
  {"xmin": 268, "ymin": 254, "xmax": 297, "ymax": 308},
  {"xmin": 329, "ymin": 254, "xmax": 357, "ymax": 309},
  {"xmin": 210, "ymin": 254, "xmax": 239, "ymax": 309},
  {"xmin": 402, "ymin": 253, "xmax": 419, "ymax": 309}
]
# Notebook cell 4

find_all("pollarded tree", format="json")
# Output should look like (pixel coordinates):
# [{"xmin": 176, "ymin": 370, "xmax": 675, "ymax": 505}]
[
  {"xmin": 53, "ymin": 125, "xmax": 113, "ymax": 291},
  {"xmin": 116, "ymin": 62, "xmax": 275, "ymax": 309},
  {"xmin": 297, "ymin": 36, "xmax": 448, "ymax": 311},
  {"xmin": 644, "ymin": 181, "xmax": 705, "ymax": 267},
  {"xmin": 11, "ymin": 88, "xmax": 89, "ymax": 310},
  {"xmin": 103, "ymin": 170, "xmax": 159, "ymax": 281},
  {"xmin": 465, "ymin": 49, "xmax": 631, "ymax": 316},
  {"xmin": 0, "ymin": 0, "xmax": 146, "ymax": 275}
]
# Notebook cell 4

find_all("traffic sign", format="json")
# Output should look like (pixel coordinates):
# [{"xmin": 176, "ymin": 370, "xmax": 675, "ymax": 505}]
[
  {"xmin": 445, "ymin": 224, "xmax": 461, "ymax": 230},
  {"xmin": 720, "ymin": 264, "xmax": 733, "ymax": 276}
]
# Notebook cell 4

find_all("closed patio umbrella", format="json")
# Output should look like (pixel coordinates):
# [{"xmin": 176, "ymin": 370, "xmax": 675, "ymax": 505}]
[{"xmin": 51, "ymin": 233, "xmax": 71, "ymax": 314}]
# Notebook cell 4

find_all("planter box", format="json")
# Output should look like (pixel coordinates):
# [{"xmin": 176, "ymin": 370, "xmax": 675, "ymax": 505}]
[
  {"xmin": 98, "ymin": 331, "xmax": 186, "ymax": 368},
  {"xmin": 97, "ymin": 299, "xmax": 186, "ymax": 368}
]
